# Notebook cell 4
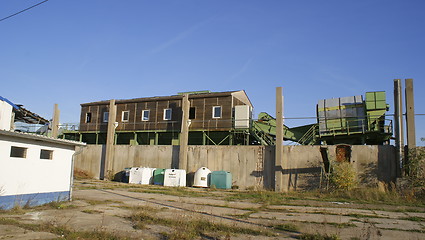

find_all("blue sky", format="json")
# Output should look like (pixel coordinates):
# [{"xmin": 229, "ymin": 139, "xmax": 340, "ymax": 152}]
[{"xmin": 1, "ymin": 0, "xmax": 424, "ymax": 145}]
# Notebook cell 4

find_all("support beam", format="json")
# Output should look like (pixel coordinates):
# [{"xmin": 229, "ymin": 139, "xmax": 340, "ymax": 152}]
[
  {"xmin": 51, "ymin": 104, "xmax": 60, "ymax": 138},
  {"xmin": 104, "ymin": 99, "xmax": 117, "ymax": 180},
  {"xmin": 393, "ymin": 79, "xmax": 404, "ymax": 174},
  {"xmin": 405, "ymin": 78, "xmax": 416, "ymax": 149},
  {"xmin": 275, "ymin": 87, "xmax": 288, "ymax": 192},
  {"xmin": 179, "ymin": 94, "xmax": 190, "ymax": 171}
]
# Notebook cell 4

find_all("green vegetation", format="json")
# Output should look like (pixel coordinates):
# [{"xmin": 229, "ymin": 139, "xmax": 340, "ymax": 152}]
[
  {"xmin": 0, "ymin": 217, "xmax": 126, "ymax": 240},
  {"xmin": 272, "ymin": 223, "xmax": 299, "ymax": 232},
  {"xmin": 404, "ymin": 147, "xmax": 425, "ymax": 199},
  {"xmin": 300, "ymin": 233, "xmax": 341, "ymax": 240},
  {"xmin": 329, "ymin": 162, "xmax": 358, "ymax": 191},
  {"xmin": 128, "ymin": 206, "xmax": 274, "ymax": 239}
]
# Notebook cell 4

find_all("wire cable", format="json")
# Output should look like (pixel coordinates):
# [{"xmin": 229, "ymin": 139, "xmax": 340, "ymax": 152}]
[{"xmin": 0, "ymin": 0, "xmax": 49, "ymax": 23}]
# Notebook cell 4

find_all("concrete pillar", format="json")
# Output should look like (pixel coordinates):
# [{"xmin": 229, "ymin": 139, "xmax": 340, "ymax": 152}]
[
  {"xmin": 179, "ymin": 94, "xmax": 190, "ymax": 170},
  {"xmin": 104, "ymin": 99, "xmax": 117, "ymax": 180},
  {"xmin": 51, "ymin": 104, "xmax": 60, "ymax": 138},
  {"xmin": 405, "ymin": 79, "xmax": 416, "ymax": 149},
  {"xmin": 275, "ymin": 87, "xmax": 288, "ymax": 192},
  {"xmin": 393, "ymin": 79, "xmax": 404, "ymax": 173}
]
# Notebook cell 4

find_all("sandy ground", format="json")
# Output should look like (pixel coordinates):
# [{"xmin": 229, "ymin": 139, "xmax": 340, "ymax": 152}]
[{"xmin": 1, "ymin": 180, "xmax": 424, "ymax": 239}]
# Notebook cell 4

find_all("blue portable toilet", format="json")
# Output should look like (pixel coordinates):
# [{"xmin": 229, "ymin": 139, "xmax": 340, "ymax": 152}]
[{"xmin": 210, "ymin": 171, "xmax": 232, "ymax": 189}]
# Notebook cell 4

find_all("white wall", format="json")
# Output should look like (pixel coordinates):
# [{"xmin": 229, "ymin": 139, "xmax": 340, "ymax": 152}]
[
  {"xmin": 0, "ymin": 135, "xmax": 75, "ymax": 197},
  {"xmin": 0, "ymin": 100, "xmax": 12, "ymax": 130}
]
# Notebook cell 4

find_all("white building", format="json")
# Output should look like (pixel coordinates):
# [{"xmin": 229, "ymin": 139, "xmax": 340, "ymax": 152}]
[{"xmin": 0, "ymin": 96, "xmax": 85, "ymax": 210}]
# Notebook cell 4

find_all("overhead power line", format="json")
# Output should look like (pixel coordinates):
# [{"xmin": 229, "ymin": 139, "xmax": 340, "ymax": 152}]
[{"xmin": 0, "ymin": 0, "xmax": 49, "ymax": 23}]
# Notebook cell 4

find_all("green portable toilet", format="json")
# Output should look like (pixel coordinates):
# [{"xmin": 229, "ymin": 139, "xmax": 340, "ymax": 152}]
[
  {"xmin": 153, "ymin": 168, "xmax": 165, "ymax": 185},
  {"xmin": 210, "ymin": 171, "xmax": 232, "ymax": 189}
]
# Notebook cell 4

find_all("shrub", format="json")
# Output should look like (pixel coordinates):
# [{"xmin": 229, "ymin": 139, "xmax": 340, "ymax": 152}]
[{"xmin": 329, "ymin": 162, "xmax": 358, "ymax": 191}]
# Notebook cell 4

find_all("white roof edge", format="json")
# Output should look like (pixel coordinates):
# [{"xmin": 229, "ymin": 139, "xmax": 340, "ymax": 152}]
[{"xmin": 0, "ymin": 129, "xmax": 86, "ymax": 146}]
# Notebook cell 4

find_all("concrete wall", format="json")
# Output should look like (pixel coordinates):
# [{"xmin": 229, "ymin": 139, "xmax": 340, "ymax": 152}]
[{"xmin": 74, "ymin": 144, "xmax": 398, "ymax": 190}]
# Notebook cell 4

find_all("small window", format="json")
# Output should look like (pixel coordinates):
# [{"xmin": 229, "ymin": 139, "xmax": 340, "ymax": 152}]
[
  {"xmin": 163, "ymin": 108, "xmax": 172, "ymax": 120},
  {"xmin": 212, "ymin": 106, "xmax": 222, "ymax": 118},
  {"xmin": 189, "ymin": 107, "xmax": 196, "ymax": 119},
  {"xmin": 40, "ymin": 149, "xmax": 53, "ymax": 160},
  {"xmin": 142, "ymin": 110, "xmax": 150, "ymax": 121},
  {"xmin": 10, "ymin": 146, "xmax": 27, "ymax": 158},
  {"xmin": 103, "ymin": 112, "xmax": 109, "ymax": 123},
  {"xmin": 85, "ymin": 112, "xmax": 92, "ymax": 123},
  {"xmin": 122, "ymin": 111, "xmax": 130, "ymax": 122}
]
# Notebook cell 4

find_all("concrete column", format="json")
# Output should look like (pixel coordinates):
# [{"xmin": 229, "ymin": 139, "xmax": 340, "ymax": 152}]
[
  {"xmin": 51, "ymin": 104, "xmax": 60, "ymax": 138},
  {"xmin": 393, "ymin": 79, "xmax": 404, "ymax": 173},
  {"xmin": 179, "ymin": 94, "xmax": 190, "ymax": 170},
  {"xmin": 275, "ymin": 87, "xmax": 288, "ymax": 192},
  {"xmin": 104, "ymin": 99, "xmax": 117, "ymax": 180},
  {"xmin": 405, "ymin": 78, "xmax": 416, "ymax": 149}
]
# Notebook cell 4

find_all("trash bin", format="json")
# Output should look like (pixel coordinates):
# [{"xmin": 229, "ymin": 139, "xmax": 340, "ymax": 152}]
[
  {"xmin": 193, "ymin": 167, "xmax": 211, "ymax": 188},
  {"xmin": 153, "ymin": 168, "xmax": 165, "ymax": 185},
  {"xmin": 210, "ymin": 171, "xmax": 232, "ymax": 189},
  {"xmin": 163, "ymin": 169, "xmax": 186, "ymax": 187},
  {"xmin": 129, "ymin": 167, "xmax": 155, "ymax": 184}
]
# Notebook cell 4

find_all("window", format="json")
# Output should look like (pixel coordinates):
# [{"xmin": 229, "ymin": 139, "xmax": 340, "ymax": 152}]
[
  {"xmin": 142, "ymin": 110, "xmax": 150, "ymax": 121},
  {"xmin": 85, "ymin": 112, "xmax": 92, "ymax": 123},
  {"xmin": 103, "ymin": 112, "xmax": 109, "ymax": 123},
  {"xmin": 189, "ymin": 107, "xmax": 196, "ymax": 119},
  {"xmin": 40, "ymin": 149, "xmax": 53, "ymax": 160},
  {"xmin": 10, "ymin": 146, "xmax": 27, "ymax": 158},
  {"xmin": 163, "ymin": 108, "xmax": 172, "ymax": 120},
  {"xmin": 212, "ymin": 106, "xmax": 222, "ymax": 118},
  {"xmin": 122, "ymin": 111, "xmax": 130, "ymax": 122}
]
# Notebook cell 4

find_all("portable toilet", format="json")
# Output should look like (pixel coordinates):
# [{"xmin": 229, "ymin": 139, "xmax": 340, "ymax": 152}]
[
  {"xmin": 153, "ymin": 168, "xmax": 165, "ymax": 185},
  {"xmin": 129, "ymin": 167, "xmax": 156, "ymax": 185},
  {"xmin": 210, "ymin": 171, "xmax": 232, "ymax": 189},
  {"xmin": 163, "ymin": 169, "xmax": 186, "ymax": 187},
  {"xmin": 193, "ymin": 167, "xmax": 211, "ymax": 188}
]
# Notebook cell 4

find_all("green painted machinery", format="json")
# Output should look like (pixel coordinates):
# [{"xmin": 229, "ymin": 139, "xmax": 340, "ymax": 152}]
[{"xmin": 251, "ymin": 91, "xmax": 393, "ymax": 145}]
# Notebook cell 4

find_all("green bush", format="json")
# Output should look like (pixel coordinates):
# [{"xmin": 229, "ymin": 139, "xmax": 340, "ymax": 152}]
[{"xmin": 329, "ymin": 162, "xmax": 358, "ymax": 191}]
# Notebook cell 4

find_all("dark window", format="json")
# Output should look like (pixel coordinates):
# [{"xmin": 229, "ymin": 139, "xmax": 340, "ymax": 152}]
[
  {"xmin": 86, "ymin": 112, "xmax": 92, "ymax": 123},
  {"xmin": 40, "ymin": 149, "xmax": 53, "ymax": 160},
  {"xmin": 212, "ymin": 106, "xmax": 222, "ymax": 118},
  {"xmin": 103, "ymin": 112, "xmax": 109, "ymax": 122},
  {"xmin": 122, "ymin": 111, "xmax": 130, "ymax": 122},
  {"xmin": 189, "ymin": 107, "xmax": 196, "ymax": 119},
  {"xmin": 142, "ymin": 110, "xmax": 150, "ymax": 121},
  {"xmin": 10, "ymin": 146, "xmax": 27, "ymax": 158},
  {"xmin": 164, "ymin": 108, "xmax": 172, "ymax": 120}
]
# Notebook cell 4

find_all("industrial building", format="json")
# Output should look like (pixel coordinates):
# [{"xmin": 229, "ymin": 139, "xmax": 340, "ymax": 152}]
[{"xmin": 63, "ymin": 90, "xmax": 393, "ymax": 146}]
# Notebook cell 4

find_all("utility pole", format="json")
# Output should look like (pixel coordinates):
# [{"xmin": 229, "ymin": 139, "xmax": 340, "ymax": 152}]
[
  {"xmin": 393, "ymin": 79, "xmax": 404, "ymax": 175},
  {"xmin": 104, "ymin": 99, "xmax": 117, "ymax": 180},
  {"xmin": 405, "ymin": 79, "xmax": 416, "ymax": 150},
  {"xmin": 275, "ymin": 87, "xmax": 288, "ymax": 192},
  {"xmin": 51, "ymin": 104, "xmax": 60, "ymax": 138},
  {"xmin": 179, "ymin": 94, "xmax": 190, "ymax": 171}
]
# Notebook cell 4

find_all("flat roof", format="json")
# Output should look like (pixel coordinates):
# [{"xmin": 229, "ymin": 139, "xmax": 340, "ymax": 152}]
[
  {"xmin": 0, "ymin": 130, "xmax": 86, "ymax": 147},
  {"xmin": 81, "ymin": 90, "xmax": 244, "ymax": 106}
]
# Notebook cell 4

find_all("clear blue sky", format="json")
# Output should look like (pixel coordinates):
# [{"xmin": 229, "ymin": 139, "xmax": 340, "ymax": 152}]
[{"xmin": 1, "ymin": 0, "xmax": 424, "ymax": 145}]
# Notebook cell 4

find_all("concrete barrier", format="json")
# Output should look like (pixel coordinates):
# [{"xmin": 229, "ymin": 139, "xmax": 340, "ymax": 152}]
[{"xmin": 74, "ymin": 145, "xmax": 397, "ymax": 190}]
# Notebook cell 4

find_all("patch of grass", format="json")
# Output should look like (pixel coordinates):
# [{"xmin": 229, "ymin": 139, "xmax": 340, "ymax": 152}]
[
  {"xmin": 398, "ymin": 216, "xmax": 425, "ymax": 222},
  {"xmin": 84, "ymin": 199, "xmax": 123, "ymax": 205},
  {"xmin": 73, "ymin": 168, "xmax": 94, "ymax": 180},
  {"xmin": 0, "ymin": 217, "xmax": 126, "ymax": 239},
  {"xmin": 326, "ymin": 222, "xmax": 356, "ymax": 228},
  {"xmin": 81, "ymin": 209, "xmax": 104, "ymax": 214},
  {"xmin": 272, "ymin": 223, "xmax": 299, "ymax": 232},
  {"xmin": 344, "ymin": 213, "xmax": 381, "ymax": 219},
  {"xmin": 300, "ymin": 233, "xmax": 341, "ymax": 240},
  {"xmin": 129, "ymin": 207, "xmax": 274, "ymax": 239}
]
